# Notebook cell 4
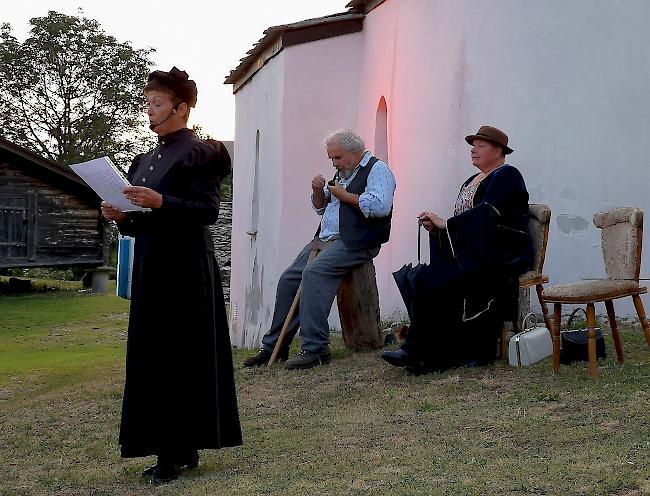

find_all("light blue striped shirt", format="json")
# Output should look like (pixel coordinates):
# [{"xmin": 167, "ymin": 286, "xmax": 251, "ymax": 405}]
[{"xmin": 313, "ymin": 151, "xmax": 396, "ymax": 241}]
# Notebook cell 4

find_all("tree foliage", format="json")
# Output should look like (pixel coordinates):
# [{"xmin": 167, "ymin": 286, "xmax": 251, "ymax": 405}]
[{"xmin": 0, "ymin": 11, "xmax": 155, "ymax": 169}]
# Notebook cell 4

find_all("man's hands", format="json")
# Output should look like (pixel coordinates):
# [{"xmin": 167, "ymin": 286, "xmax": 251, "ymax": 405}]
[
  {"xmin": 326, "ymin": 182, "xmax": 346, "ymax": 200},
  {"xmin": 311, "ymin": 173, "xmax": 360, "ymax": 211},
  {"xmin": 328, "ymin": 182, "xmax": 360, "ymax": 210},
  {"xmin": 312, "ymin": 174, "xmax": 326, "ymax": 191},
  {"xmin": 418, "ymin": 211, "xmax": 447, "ymax": 231},
  {"xmin": 311, "ymin": 174, "xmax": 327, "ymax": 209}
]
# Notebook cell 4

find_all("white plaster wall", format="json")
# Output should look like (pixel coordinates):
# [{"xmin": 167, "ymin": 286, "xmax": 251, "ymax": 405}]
[
  {"xmin": 232, "ymin": 0, "xmax": 650, "ymax": 348},
  {"xmin": 356, "ymin": 0, "xmax": 650, "ymax": 318},
  {"xmin": 280, "ymin": 33, "xmax": 364, "ymax": 332},
  {"xmin": 230, "ymin": 33, "xmax": 363, "ymax": 347},
  {"xmin": 229, "ymin": 55, "xmax": 285, "ymax": 347}
]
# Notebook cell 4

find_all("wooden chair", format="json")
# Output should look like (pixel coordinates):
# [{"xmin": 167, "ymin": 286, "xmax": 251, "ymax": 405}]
[
  {"xmin": 542, "ymin": 207, "xmax": 650, "ymax": 376},
  {"xmin": 499, "ymin": 204, "xmax": 552, "ymax": 358}
]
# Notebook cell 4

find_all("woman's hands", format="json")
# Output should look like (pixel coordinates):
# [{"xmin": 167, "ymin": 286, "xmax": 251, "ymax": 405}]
[
  {"xmin": 418, "ymin": 211, "xmax": 447, "ymax": 231},
  {"xmin": 101, "ymin": 202, "xmax": 127, "ymax": 223},
  {"xmin": 123, "ymin": 186, "xmax": 163, "ymax": 209},
  {"xmin": 101, "ymin": 186, "xmax": 163, "ymax": 223}
]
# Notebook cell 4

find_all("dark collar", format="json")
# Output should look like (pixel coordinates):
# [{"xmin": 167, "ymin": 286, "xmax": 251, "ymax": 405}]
[{"xmin": 158, "ymin": 127, "xmax": 193, "ymax": 145}]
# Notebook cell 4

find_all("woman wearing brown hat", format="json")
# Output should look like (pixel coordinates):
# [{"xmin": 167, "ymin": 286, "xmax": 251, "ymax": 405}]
[
  {"xmin": 383, "ymin": 126, "xmax": 533, "ymax": 374},
  {"xmin": 101, "ymin": 67, "xmax": 241, "ymax": 483}
]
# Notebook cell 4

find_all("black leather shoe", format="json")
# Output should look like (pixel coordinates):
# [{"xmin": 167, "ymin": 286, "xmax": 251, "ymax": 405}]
[
  {"xmin": 284, "ymin": 348, "xmax": 331, "ymax": 370},
  {"xmin": 405, "ymin": 363, "xmax": 431, "ymax": 376},
  {"xmin": 142, "ymin": 464, "xmax": 157, "ymax": 477},
  {"xmin": 150, "ymin": 463, "xmax": 179, "ymax": 485},
  {"xmin": 174, "ymin": 450, "xmax": 199, "ymax": 470},
  {"xmin": 243, "ymin": 348, "xmax": 288, "ymax": 368},
  {"xmin": 142, "ymin": 450, "xmax": 198, "ymax": 478},
  {"xmin": 381, "ymin": 349, "xmax": 416, "ymax": 367}
]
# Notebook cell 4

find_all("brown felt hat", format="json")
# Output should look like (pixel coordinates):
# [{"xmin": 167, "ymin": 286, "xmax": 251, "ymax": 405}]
[{"xmin": 465, "ymin": 125, "xmax": 513, "ymax": 155}]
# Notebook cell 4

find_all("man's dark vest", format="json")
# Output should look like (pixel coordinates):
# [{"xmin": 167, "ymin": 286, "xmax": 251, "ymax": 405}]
[{"xmin": 338, "ymin": 156, "xmax": 392, "ymax": 251}]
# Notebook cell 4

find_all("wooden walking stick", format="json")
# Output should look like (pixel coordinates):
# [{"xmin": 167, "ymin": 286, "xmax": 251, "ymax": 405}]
[{"xmin": 267, "ymin": 239, "xmax": 322, "ymax": 367}]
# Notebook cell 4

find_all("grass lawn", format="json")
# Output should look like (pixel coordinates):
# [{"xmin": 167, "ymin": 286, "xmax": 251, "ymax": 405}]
[{"xmin": 1, "ymin": 290, "xmax": 649, "ymax": 495}]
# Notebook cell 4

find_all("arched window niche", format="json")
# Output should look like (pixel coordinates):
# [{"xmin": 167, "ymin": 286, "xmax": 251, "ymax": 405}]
[
  {"xmin": 250, "ymin": 130, "xmax": 260, "ymax": 237},
  {"xmin": 374, "ymin": 96, "xmax": 388, "ymax": 163}
]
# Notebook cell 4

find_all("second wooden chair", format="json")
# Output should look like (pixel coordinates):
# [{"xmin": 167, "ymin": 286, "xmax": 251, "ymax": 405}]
[{"xmin": 542, "ymin": 207, "xmax": 650, "ymax": 376}]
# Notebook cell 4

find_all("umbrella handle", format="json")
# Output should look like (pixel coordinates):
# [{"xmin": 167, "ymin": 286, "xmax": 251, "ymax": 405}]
[{"xmin": 417, "ymin": 223, "xmax": 421, "ymax": 264}]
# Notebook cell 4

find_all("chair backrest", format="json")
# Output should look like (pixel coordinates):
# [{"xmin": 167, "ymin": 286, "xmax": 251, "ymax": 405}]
[
  {"xmin": 528, "ymin": 203, "xmax": 551, "ymax": 274},
  {"xmin": 593, "ymin": 207, "xmax": 643, "ymax": 281}
]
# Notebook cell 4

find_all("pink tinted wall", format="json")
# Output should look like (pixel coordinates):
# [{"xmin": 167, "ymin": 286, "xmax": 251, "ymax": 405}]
[
  {"xmin": 230, "ymin": 32, "xmax": 363, "ymax": 347},
  {"xmin": 353, "ymin": 0, "xmax": 476, "ymax": 320},
  {"xmin": 280, "ymin": 33, "xmax": 364, "ymax": 331},
  {"xmin": 358, "ymin": 0, "xmax": 650, "ymax": 317}
]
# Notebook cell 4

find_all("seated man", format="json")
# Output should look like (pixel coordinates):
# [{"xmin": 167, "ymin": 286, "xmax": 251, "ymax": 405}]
[
  {"xmin": 382, "ymin": 125, "xmax": 533, "ymax": 374},
  {"xmin": 244, "ymin": 129, "xmax": 396, "ymax": 370}
]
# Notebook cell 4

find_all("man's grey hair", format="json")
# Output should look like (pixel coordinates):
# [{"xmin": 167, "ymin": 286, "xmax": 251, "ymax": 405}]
[{"xmin": 324, "ymin": 129, "xmax": 365, "ymax": 153}]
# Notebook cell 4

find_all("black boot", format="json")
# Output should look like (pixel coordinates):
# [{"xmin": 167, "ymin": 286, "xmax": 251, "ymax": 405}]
[
  {"xmin": 142, "ymin": 450, "xmax": 197, "ymax": 483},
  {"xmin": 174, "ymin": 449, "xmax": 199, "ymax": 470},
  {"xmin": 381, "ymin": 349, "xmax": 418, "ymax": 367},
  {"xmin": 145, "ymin": 455, "xmax": 180, "ymax": 485},
  {"xmin": 150, "ymin": 462, "xmax": 179, "ymax": 485},
  {"xmin": 243, "ymin": 348, "xmax": 288, "ymax": 367}
]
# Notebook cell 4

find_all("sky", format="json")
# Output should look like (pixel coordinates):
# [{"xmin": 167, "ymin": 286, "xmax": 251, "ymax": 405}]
[{"xmin": 2, "ymin": 1, "xmax": 350, "ymax": 141}]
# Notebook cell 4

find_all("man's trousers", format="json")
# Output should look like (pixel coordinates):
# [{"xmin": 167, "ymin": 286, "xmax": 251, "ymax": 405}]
[{"xmin": 261, "ymin": 238, "xmax": 379, "ymax": 354}]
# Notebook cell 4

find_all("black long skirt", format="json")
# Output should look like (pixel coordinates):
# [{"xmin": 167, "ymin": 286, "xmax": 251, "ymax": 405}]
[
  {"xmin": 396, "ymin": 256, "xmax": 503, "ymax": 372},
  {"xmin": 119, "ymin": 248, "xmax": 242, "ymax": 457}
]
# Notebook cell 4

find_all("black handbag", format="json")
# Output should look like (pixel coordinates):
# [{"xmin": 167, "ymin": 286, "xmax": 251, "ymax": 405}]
[{"xmin": 560, "ymin": 308, "xmax": 606, "ymax": 364}]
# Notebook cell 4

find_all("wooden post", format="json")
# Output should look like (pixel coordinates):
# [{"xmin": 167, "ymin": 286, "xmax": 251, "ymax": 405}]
[{"xmin": 336, "ymin": 260, "xmax": 382, "ymax": 351}]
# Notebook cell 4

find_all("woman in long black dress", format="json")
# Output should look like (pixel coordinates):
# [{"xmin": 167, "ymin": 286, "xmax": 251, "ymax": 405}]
[
  {"xmin": 382, "ymin": 126, "xmax": 533, "ymax": 374},
  {"xmin": 101, "ymin": 67, "xmax": 241, "ymax": 484}
]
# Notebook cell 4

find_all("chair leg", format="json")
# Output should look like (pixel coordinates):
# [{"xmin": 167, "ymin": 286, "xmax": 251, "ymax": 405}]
[
  {"xmin": 586, "ymin": 303, "xmax": 597, "ymax": 377},
  {"xmin": 632, "ymin": 294, "xmax": 650, "ymax": 350},
  {"xmin": 536, "ymin": 284, "xmax": 552, "ymax": 331},
  {"xmin": 552, "ymin": 303, "xmax": 561, "ymax": 372},
  {"xmin": 604, "ymin": 300, "xmax": 624, "ymax": 363},
  {"xmin": 499, "ymin": 322, "xmax": 508, "ymax": 360}
]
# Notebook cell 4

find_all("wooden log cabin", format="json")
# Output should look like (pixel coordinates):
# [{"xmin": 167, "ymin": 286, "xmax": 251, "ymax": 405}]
[{"xmin": 0, "ymin": 138, "xmax": 107, "ymax": 271}]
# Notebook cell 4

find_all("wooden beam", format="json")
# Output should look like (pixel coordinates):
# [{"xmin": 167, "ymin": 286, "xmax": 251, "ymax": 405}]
[{"xmin": 232, "ymin": 36, "xmax": 284, "ymax": 94}]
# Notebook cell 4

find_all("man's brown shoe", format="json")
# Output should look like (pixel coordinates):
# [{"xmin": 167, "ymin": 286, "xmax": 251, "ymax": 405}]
[
  {"xmin": 284, "ymin": 349, "xmax": 331, "ymax": 370},
  {"xmin": 243, "ymin": 348, "xmax": 288, "ymax": 368}
]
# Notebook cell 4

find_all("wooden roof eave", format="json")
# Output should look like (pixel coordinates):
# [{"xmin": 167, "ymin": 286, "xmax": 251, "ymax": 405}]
[
  {"xmin": 345, "ymin": 0, "xmax": 388, "ymax": 14},
  {"xmin": 225, "ymin": 13, "xmax": 364, "ymax": 93},
  {"xmin": 0, "ymin": 138, "xmax": 100, "ymax": 201}
]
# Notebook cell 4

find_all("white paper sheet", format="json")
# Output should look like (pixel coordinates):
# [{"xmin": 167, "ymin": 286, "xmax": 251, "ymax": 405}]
[{"xmin": 69, "ymin": 157, "xmax": 150, "ymax": 212}]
